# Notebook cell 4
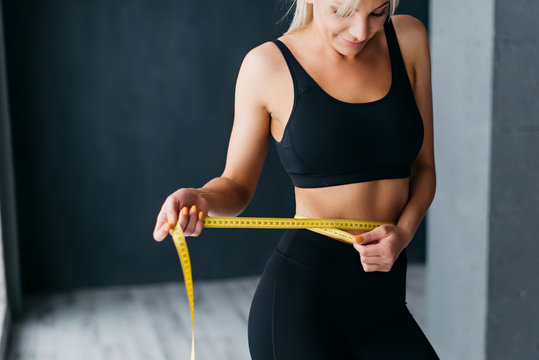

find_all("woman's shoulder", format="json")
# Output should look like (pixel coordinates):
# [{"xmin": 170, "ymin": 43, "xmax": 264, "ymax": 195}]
[
  {"xmin": 240, "ymin": 40, "xmax": 289, "ymax": 76},
  {"xmin": 390, "ymin": 14, "xmax": 429, "ymax": 58},
  {"xmin": 390, "ymin": 15, "xmax": 430, "ymax": 87},
  {"xmin": 234, "ymin": 40, "xmax": 291, "ymax": 110},
  {"xmin": 390, "ymin": 14, "xmax": 427, "ymax": 37},
  {"xmin": 235, "ymin": 39, "xmax": 292, "ymax": 98}
]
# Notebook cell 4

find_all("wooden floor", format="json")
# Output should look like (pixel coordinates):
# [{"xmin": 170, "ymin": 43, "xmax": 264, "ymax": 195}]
[{"xmin": 6, "ymin": 265, "xmax": 426, "ymax": 360}]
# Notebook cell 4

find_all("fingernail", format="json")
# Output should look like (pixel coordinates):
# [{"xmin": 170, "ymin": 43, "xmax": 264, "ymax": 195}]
[
  {"xmin": 190, "ymin": 205, "xmax": 197, "ymax": 214},
  {"xmin": 354, "ymin": 235, "xmax": 363, "ymax": 243},
  {"xmin": 182, "ymin": 207, "xmax": 189, "ymax": 216},
  {"xmin": 163, "ymin": 221, "xmax": 172, "ymax": 232},
  {"xmin": 198, "ymin": 211, "xmax": 204, "ymax": 220}
]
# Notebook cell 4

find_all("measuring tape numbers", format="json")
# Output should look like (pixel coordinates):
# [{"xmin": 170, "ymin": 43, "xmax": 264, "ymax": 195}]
[{"xmin": 170, "ymin": 215, "xmax": 395, "ymax": 360}]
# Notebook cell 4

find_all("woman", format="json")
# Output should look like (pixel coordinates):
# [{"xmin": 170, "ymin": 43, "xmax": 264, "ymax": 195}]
[{"xmin": 153, "ymin": 0, "xmax": 438, "ymax": 358}]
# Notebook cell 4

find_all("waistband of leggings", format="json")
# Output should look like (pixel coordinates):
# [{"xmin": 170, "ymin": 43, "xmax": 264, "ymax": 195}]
[{"xmin": 275, "ymin": 228, "xmax": 407, "ymax": 279}]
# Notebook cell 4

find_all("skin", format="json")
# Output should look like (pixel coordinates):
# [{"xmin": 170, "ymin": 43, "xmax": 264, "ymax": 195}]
[{"xmin": 153, "ymin": 0, "xmax": 435, "ymax": 273}]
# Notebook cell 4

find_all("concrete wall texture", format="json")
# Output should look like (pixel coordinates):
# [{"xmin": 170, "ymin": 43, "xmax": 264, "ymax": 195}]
[
  {"xmin": 488, "ymin": 0, "xmax": 539, "ymax": 358},
  {"xmin": 427, "ymin": 0, "xmax": 539, "ymax": 359}
]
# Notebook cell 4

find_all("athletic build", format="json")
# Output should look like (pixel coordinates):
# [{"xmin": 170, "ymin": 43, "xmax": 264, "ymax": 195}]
[{"xmin": 153, "ymin": 0, "xmax": 437, "ymax": 358}]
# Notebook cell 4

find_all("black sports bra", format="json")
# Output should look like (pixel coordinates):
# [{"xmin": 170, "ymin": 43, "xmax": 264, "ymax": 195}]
[{"xmin": 271, "ymin": 17, "xmax": 424, "ymax": 188}]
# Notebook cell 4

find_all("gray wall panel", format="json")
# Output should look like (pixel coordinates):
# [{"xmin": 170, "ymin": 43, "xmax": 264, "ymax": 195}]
[
  {"xmin": 427, "ymin": 0, "xmax": 494, "ymax": 358},
  {"xmin": 428, "ymin": 0, "xmax": 539, "ymax": 358},
  {"xmin": 495, "ymin": 0, "xmax": 537, "ymax": 40},
  {"xmin": 488, "ymin": 0, "xmax": 539, "ymax": 357}
]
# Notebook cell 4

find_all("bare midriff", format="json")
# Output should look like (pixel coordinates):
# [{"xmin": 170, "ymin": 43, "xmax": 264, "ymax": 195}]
[{"xmin": 294, "ymin": 178, "xmax": 410, "ymax": 242}]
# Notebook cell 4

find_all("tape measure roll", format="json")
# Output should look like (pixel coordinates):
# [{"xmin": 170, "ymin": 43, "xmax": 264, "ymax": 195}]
[{"xmin": 171, "ymin": 215, "xmax": 395, "ymax": 360}]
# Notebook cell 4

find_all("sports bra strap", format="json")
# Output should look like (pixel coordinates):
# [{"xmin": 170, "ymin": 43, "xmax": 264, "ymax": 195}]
[
  {"xmin": 384, "ymin": 17, "xmax": 412, "ymax": 92},
  {"xmin": 271, "ymin": 39, "xmax": 317, "ymax": 96},
  {"xmin": 271, "ymin": 16, "xmax": 412, "ymax": 98}
]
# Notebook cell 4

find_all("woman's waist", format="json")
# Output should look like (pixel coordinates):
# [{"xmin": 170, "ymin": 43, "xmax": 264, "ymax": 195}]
[
  {"xmin": 293, "ymin": 179, "xmax": 409, "ymax": 226},
  {"xmin": 275, "ymin": 228, "xmax": 362, "ymax": 275},
  {"xmin": 293, "ymin": 207, "xmax": 400, "ymax": 238},
  {"xmin": 273, "ymin": 228, "xmax": 407, "ymax": 282},
  {"xmin": 292, "ymin": 213, "xmax": 392, "ymax": 244}
]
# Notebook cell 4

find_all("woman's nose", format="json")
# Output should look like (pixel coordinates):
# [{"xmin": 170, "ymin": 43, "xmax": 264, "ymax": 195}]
[{"xmin": 348, "ymin": 17, "xmax": 368, "ymax": 42}]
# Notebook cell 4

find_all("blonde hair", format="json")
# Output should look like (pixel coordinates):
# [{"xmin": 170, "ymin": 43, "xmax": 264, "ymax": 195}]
[{"xmin": 281, "ymin": 0, "xmax": 400, "ymax": 34}]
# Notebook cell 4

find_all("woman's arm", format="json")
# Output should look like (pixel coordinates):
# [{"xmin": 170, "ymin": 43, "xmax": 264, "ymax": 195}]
[
  {"xmin": 153, "ymin": 44, "xmax": 275, "ymax": 240},
  {"xmin": 353, "ymin": 15, "xmax": 435, "ymax": 270},
  {"xmin": 394, "ymin": 14, "xmax": 436, "ymax": 245},
  {"xmin": 196, "ymin": 45, "xmax": 274, "ymax": 217}
]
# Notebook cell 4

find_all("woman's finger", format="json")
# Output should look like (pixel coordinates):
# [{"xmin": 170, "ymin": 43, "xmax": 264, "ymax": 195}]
[
  {"xmin": 361, "ymin": 256, "xmax": 393, "ymax": 272},
  {"xmin": 192, "ymin": 211, "xmax": 205, "ymax": 236},
  {"xmin": 153, "ymin": 214, "xmax": 165, "ymax": 240},
  {"xmin": 184, "ymin": 205, "xmax": 199, "ymax": 235},
  {"xmin": 163, "ymin": 220, "xmax": 173, "ymax": 232},
  {"xmin": 361, "ymin": 259, "xmax": 385, "ymax": 272},
  {"xmin": 361, "ymin": 255, "xmax": 383, "ymax": 265},
  {"xmin": 356, "ymin": 224, "xmax": 392, "ymax": 245},
  {"xmin": 353, "ymin": 241, "xmax": 380, "ymax": 255},
  {"xmin": 154, "ymin": 210, "xmax": 174, "ymax": 242},
  {"xmin": 178, "ymin": 206, "xmax": 189, "ymax": 232},
  {"xmin": 165, "ymin": 195, "xmax": 179, "ymax": 228},
  {"xmin": 360, "ymin": 252, "xmax": 383, "ymax": 269},
  {"xmin": 159, "ymin": 220, "xmax": 172, "ymax": 241},
  {"xmin": 362, "ymin": 263, "xmax": 383, "ymax": 272}
]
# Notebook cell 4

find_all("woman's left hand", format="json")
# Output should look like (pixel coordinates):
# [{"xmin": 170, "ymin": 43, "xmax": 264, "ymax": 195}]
[{"xmin": 352, "ymin": 224, "xmax": 412, "ymax": 272}]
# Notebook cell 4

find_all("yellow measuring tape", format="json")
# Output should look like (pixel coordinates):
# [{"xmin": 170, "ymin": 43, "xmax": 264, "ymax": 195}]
[{"xmin": 170, "ymin": 215, "xmax": 395, "ymax": 360}]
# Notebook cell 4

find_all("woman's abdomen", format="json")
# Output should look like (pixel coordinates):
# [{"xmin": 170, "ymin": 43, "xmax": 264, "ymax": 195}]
[{"xmin": 294, "ymin": 177, "xmax": 410, "ymax": 235}]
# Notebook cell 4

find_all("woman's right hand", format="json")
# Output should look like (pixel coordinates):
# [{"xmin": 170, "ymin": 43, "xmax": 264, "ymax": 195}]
[{"xmin": 153, "ymin": 188, "xmax": 210, "ymax": 242}]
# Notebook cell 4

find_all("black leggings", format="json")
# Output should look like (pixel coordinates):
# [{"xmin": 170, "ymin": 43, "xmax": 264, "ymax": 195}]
[{"xmin": 248, "ymin": 229, "xmax": 439, "ymax": 359}]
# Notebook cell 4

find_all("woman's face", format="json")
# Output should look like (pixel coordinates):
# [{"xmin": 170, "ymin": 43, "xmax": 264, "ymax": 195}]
[{"xmin": 309, "ymin": 0, "xmax": 390, "ymax": 56}]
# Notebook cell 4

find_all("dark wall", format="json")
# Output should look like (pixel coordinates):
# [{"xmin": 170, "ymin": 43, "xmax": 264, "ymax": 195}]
[
  {"xmin": 0, "ymin": 0, "xmax": 23, "ymax": 317},
  {"xmin": 397, "ymin": 0, "xmax": 429, "ymax": 29},
  {"xmin": 2, "ymin": 0, "xmax": 428, "ymax": 294}
]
